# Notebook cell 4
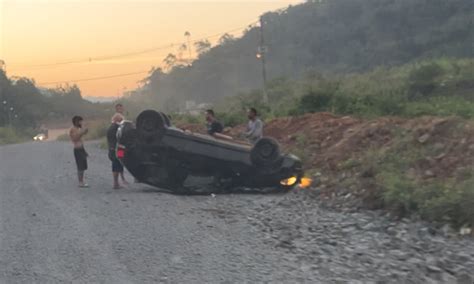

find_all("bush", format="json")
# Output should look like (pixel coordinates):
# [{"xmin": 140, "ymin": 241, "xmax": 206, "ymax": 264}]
[
  {"xmin": 298, "ymin": 90, "xmax": 333, "ymax": 113},
  {"xmin": 365, "ymin": 131, "xmax": 474, "ymax": 227},
  {"xmin": 291, "ymin": 81, "xmax": 339, "ymax": 115},
  {"xmin": 404, "ymin": 97, "xmax": 474, "ymax": 118},
  {"xmin": 216, "ymin": 111, "xmax": 247, "ymax": 128},
  {"xmin": 408, "ymin": 63, "xmax": 445, "ymax": 99},
  {"xmin": 378, "ymin": 172, "xmax": 474, "ymax": 227},
  {"xmin": 0, "ymin": 127, "xmax": 23, "ymax": 145},
  {"xmin": 222, "ymin": 58, "xmax": 474, "ymax": 121},
  {"xmin": 171, "ymin": 113, "xmax": 203, "ymax": 125}
]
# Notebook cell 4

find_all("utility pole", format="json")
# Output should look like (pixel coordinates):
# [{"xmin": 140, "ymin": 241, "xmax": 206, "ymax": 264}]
[
  {"xmin": 2, "ymin": 100, "xmax": 6, "ymax": 127},
  {"xmin": 258, "ymin": 16, "xmax": 269, "ymax": 104},
  {"xmin": 8, "ymin": 106, "xmax": 13, "ymax": 128}
]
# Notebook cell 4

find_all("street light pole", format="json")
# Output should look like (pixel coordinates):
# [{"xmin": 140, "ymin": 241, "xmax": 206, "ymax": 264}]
[
  {"xmin": 2, "ymin": 100, "xmax": 7, "ymax": 127},
  {"xmin": 8, "ymin": 107, "xmax": 13, "ymax": 128},
  {"xmin": 258, "ymin": 16, "xmax": 269, "ymax": 105}
]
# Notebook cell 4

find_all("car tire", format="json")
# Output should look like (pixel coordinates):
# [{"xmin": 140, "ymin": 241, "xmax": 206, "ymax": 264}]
[
  {"xmin": 159, "ymin": 112, "xmax": 171, "ymax": 127},
  {"xmin": 250, "ymin": 137, "xmax": 282, "ymax": 167},
  {"xmin": 136, "ymin": 110, "xmax": 166, "ymax": 143}
]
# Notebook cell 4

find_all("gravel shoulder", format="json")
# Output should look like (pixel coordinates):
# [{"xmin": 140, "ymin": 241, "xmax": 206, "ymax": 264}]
[{"xmin": 0, "ymin": 141, "xmax": 473, "ymax": 283}]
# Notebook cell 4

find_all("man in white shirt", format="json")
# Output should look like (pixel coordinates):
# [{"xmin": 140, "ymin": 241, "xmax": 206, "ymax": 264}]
[{"xmin": 245, "ymin": 108, "xmax": 263, "ymax": 144}]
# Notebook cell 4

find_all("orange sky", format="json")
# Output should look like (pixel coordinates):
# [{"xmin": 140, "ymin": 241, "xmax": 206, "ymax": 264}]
[{"xmin": 0, "ymin": 0, "xmax": 302, "ymax": 98}]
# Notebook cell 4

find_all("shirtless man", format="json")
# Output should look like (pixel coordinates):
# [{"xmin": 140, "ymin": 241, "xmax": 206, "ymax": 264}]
[{"xmin": 69, "ymin": 116, "xmax": 89, "ymax": 188}]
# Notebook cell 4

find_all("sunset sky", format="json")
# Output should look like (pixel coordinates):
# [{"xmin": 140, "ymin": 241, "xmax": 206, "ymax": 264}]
[{"xmin": 0, "ymin": 0, "xmax": 302, "ymax": 98}]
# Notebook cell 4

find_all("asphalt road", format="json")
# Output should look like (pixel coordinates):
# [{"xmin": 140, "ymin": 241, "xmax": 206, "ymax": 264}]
[{"xmin": 1, "ymin": 141, "xmax": 473, "ymax": 283}]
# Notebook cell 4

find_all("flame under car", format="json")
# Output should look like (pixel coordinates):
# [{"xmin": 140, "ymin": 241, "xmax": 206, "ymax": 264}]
[{"xmin": 116, "ymin": 110, "xmax": 304, "ymax": 193}]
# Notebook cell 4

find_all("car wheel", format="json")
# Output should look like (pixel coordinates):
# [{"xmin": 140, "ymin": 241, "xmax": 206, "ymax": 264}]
[
  {"xmin": 159, "ymin": 112, "xmax": 172, "ymax": 127},
  {"xmin": 136, "ymin": 110, "xmax": 166, "ymax": 143},
  {"xmin": 250, "ymin": 137, "xmax": 282, "ymax": 167}
]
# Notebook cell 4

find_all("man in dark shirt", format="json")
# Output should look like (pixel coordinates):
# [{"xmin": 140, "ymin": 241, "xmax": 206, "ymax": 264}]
[
  {"xmin": 205, "ymin": 109, "xmax": 223, "ymax": 136},
  {"xmin": 107, "ymin": 113, "xmax": 127, "ymax": 189}
]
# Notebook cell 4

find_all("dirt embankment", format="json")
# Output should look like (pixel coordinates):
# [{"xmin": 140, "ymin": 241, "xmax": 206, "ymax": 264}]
[
  {"xmin": 180, "ymin": 113, "xmax": 474, "ymax": 225},
  {"xmin": 191, "ymin": 113, "xmax": 473, "ymax": 179},
  {"xmin": 257, "ymin": 114, "xmax": 471, "ymax": 176}
]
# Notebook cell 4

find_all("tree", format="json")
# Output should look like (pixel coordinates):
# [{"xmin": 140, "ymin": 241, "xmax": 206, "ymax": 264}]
[
  {"xmin": 218, "ymin": 33, "xmax": 235, "ymax": 46},
  {"xmin": 163, "ymin": 53, "xmax": 178, "ymax": 71},
  {"xmin": 178, "ymin": 43, "xmax": 187, "ymax": 61},
  {"xmin": 194, "ymin": 40, "xmax": 211, "ymax": 55},
  {"xmin": 127, "ymin": 0, "xmax": 474, "ymax": 109}
]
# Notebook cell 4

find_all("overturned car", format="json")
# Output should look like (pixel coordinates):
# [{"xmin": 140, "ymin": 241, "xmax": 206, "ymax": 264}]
[{"xmin": 116, "ymin": 110, "xmax": 304, "ymax": 193}]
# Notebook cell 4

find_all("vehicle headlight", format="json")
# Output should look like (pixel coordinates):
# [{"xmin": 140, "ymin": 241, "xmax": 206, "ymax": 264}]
[{"xmin": 280, "ymin": 176, "xmax": 298, "ymax": 186}]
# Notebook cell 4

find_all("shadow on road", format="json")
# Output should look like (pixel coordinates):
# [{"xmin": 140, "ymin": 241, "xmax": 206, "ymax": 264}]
[{"xmin": 137, "ymin": 184, "xmax": 292, "ymax": 196}]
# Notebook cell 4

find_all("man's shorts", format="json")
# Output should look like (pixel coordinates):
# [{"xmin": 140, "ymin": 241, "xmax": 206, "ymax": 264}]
[
  {"xmin": 74, "ymin": 147, "xmax": 88, "ymax": 172},
  {"xmin": 109, "ymin": 149, "xmax": 124, "ymax": 173}
]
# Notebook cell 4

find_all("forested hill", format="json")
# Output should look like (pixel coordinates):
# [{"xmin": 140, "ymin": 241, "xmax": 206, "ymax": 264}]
[
  {"xmin": 135, "ymin": 0, "xmax": 474, "ymax": 111},
  {"xmin": 0, "ymin": 70, "xmax": 109, "ymax": 129}
]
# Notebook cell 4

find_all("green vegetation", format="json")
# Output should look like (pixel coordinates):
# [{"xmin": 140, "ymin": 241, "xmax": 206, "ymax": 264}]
[
  {"xmin": 219, "ymin": 58, "xmax": 474, "ymax": 120},
  {"xmin": 353, "ymin": 123, "xmax": 474, "ymax": 227},
  {"xmin": 129, "ymin": 0, "xmax": 473, "ymax": 111},
  {"xmin": 379, "ymin": 172, "xmax": 474, "ymax": 227},
  {"xmin": 0, "ymin": 127, "xmax": 26, "ymax": 145},
  {"xmin": 0, "ymin": 71, "xmax": 111, "ymax": 130}
]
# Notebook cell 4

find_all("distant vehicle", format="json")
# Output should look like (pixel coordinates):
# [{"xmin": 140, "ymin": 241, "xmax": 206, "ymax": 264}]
[
  {"xmin": 116, "ymin": 110, "xmax": 304, "ymax": 193},
  {"xmin": 33, "ymin": 133, "xmax": 47, "ymax": 141}
]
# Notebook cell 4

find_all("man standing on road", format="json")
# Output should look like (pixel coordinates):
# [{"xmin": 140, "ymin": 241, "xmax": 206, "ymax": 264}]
[
  {"xmin": 107, "ymin": 113, "xmax": 128, "ymax": 189},
  {"xmin": 245, "ymin": 108, "xmax": 263, "ymax": 144},
  {"xmin": 111, "ymin": 103, "xmax": 129, "ymax": 184},
  {"xmin": 114, "ymin": 103, "xmax": 125, "ymax": 117},
  {"xmin": 69, "ymin": 116, "xmax": 89, "ymax": 188},
  {"xmin": 205, "ymin": 109, "xmax": 223, "ymax": 136}
]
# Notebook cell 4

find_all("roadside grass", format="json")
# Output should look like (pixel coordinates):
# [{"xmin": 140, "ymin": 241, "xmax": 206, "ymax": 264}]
[
  {"xmin": 0, "ymin": 127, "xmax": 24, "ymax": 145},
  {"xmin": 0, "ymin": 127, "xmax": 33, "ymax": 145},
  {"xmin": 377, "ymin": 170, "xmax": 474, "ymax": 228},
  {"xmin": 357, "ymin": 125, "xmax": 474, "ymax": 228}
]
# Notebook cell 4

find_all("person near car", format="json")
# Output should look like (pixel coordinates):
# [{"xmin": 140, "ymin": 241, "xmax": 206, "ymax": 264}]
[
  {"xmin": 107, "ymin": 113, "xmax": 128, "ymax": 189},
  {"xmin": 111, "ymin": 103, "xmax": 129, "ymax": 185},
  {"xmin": 245, "ymin": 108, "xmax": 263, "ymax": 144},
  {"xmin": 69, "ymin": 115, "xmax": 89, "ymax": 188},
  {"xmin": 115, "ymin": 103, "xmax": 125, "ymax": 115},
  {"xmin": 205, "ymin": 109, "xmax": 224, "ymax": 136}
]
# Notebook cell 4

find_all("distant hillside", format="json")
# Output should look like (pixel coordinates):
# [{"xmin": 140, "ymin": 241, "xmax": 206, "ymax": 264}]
[
  {"xmin": 132, "ymin": 0, "xmax": 474, "ymax": 111},
  {"xmin": 84, "ymin": 96, "xmax": 116, "ymax": 103}
]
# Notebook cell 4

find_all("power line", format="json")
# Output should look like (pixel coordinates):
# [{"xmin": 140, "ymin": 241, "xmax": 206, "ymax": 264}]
[
  {"xmin": 10, "ymin": 21, "xmax": 258, "ymax": 72},
  {"xmin": 38, "ymin": 70, "xmax": 149, "ymax": 86}
]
